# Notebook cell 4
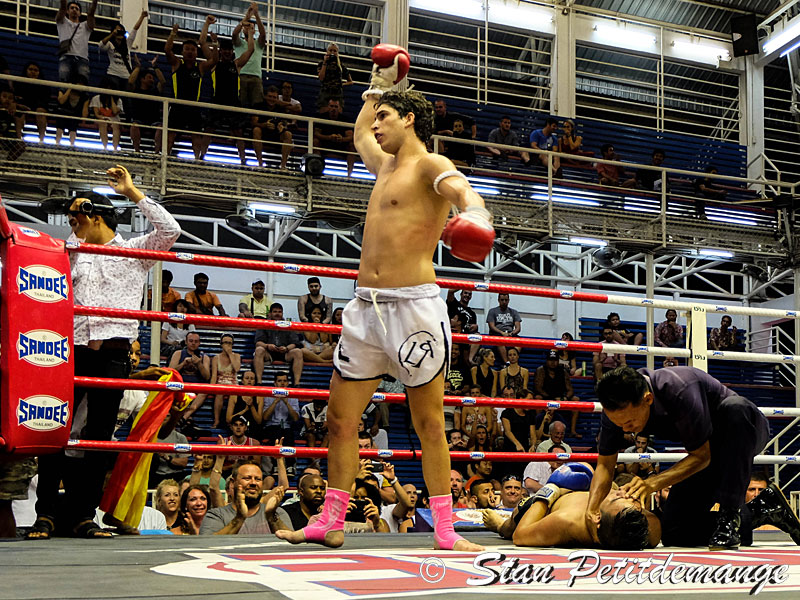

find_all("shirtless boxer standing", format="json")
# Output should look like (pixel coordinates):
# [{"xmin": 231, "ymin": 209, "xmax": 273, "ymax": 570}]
[{"xmin": 277, "ymin": 45, "xmax": 494, "ymax": 551}]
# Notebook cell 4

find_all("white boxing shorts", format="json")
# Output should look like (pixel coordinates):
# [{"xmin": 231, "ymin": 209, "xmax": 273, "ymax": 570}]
[{"xmin": 333, "ymin": 284, "xmax": 451, "ymax": 388}]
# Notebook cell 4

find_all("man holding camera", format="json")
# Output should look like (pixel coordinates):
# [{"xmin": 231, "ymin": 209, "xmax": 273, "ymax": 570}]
[{"xmin": 29, "ymin": 165, "xmax": 181, "ymax": 540}]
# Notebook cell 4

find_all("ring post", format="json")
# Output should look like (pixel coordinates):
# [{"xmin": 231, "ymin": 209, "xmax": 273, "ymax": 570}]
[{"xmin": 0, "ymin": 203, "xmax": 74, "ymax": 455}]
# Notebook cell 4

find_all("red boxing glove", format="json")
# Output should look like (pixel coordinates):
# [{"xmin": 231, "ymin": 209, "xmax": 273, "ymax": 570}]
[
  {"xmin": 363, "ymin": 44, "xmax": 410, "ymax": 100},
  {"xmin": 371, "ymin": 44, "xmax": 410, "ymax": 84},
  {"xmin": 442, "ymin": 207, "xmax": 495, "ymax": 263}
]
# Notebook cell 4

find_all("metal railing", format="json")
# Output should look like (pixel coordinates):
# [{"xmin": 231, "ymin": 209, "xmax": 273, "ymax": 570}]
[
  {"xmin": 749, "ymin": 326, "xmax": 797, "ymax": 387},
  {"xmin": 0, "ymin": 73, "xmax": 793, "ymax": 258},
  {"xmin": 575, "ymin": 40, "xmax": 741, "ymax": 142},
  {"xmin": 764, "ymin": 64, "xmax": 800, "ymax": 184}
]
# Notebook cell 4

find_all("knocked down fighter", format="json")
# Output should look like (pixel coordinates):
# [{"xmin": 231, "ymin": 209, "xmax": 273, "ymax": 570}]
[{"xmin": 484, "ymin": 463, "xmax": 660, "ymax": 549}]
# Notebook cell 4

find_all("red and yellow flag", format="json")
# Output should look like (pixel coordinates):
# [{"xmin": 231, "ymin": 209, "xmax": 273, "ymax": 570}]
[{"xmin": 99, "ymin": 370, "xmax": 192, "ymax": 527}]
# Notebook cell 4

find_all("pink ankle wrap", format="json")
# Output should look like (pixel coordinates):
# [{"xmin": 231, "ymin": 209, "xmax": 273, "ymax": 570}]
[
  {"xmin": 429, "ymin": 494, "xmax": 464, "ymax": 550},
  {"xmin": 302, "ymin": 487, "xmax": 349, "ymax": 543}
]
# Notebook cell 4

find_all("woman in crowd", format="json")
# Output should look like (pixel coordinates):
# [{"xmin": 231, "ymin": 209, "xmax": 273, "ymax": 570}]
[
  {"xmin": 459, "ymin": 384, "xmax": 495, "ymax": 439},
  {"xmin": 15, "ymin": 62, "xmax": 50, "ymax": 142},
  {"xmin": 155, "ymin": 479, "xmax": 181, "ymax": 530},
  {"xmin": 171, "ymin": 484, "xmax": 210, "ymax": 535},
  {"xmin": 210, "ymin": 333, "xmax": 241, "ymax": 429},
  {"xmin": 89, "ymin": 91, "xmax": 122, "ymax": 151},
  {"xmin": 498, "ymin": 347, "xmax": 528, "ymax": 399},
  {"xmin": 556, "ymin": 332, "xmax": 581, "ymax": 375},
  {"xmin": 471, "ymin": 348, "xmax": 498, "ymax": 398},
  {"xmin": 329, "ymin": 306, "xmax": 344, "ymax": 348},
  {"xmin": 55, "ymin": 76, "xmax": 89, "ymax": 147},
  {"xmin": 161, "ymin": 299, "xmax": 196, "ymax": 357},
  {"xmin": 558, "ymin": 119, "xmax": 583, "ymax": 156},
  {"xmin": 467, "ymin": 423, "xmax": 492, "ymax": 453},
  {"xmin": 316, "ymin": 43, "xmax": 353, "ymax": 113},
  {"xmin": 99, "ymin": 11, "xmax": 147, "ymax": 91},
  {"xmin": 301, "ymin": 305, "xmax": 334, "ymax": 362},
  {"xmin": 225, "ymin": 369, "xmax": 264, "ymax": 427},
  {"xmin": 501, "ymin": 390, "xmax": 536, "ymax": 453}
]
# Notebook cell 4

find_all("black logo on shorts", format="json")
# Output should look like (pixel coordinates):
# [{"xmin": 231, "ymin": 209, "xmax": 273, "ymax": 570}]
[
  {"xmin": 398, "ymin": 330, "xmax": 437, "ymax": 374},
  {"xmin": 337, "ymin": 339, "xmax": 350, "ymax": 363}
]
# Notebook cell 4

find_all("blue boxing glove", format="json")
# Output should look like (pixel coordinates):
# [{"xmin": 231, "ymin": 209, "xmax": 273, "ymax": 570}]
[{"xmin": 546, "ymin": 462, "xmax": 593, "ymax": 491}]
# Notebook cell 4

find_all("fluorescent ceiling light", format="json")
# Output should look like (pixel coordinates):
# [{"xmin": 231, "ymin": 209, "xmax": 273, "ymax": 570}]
[
  {"xmin": 410, "ymin": 0, "xmax": 484, "ymax": 21},
  {"xmin": 488, "ymin": 1, "xmax": 553, "ymax": 31},
  {"xmin": 570, "ymin": 236, "xmax": 607, "ymax": 247},
  {"xmin": 780, "ymin": 39, "xmax": 800, "ymax": 57},
  {"xmin": 695, "ymin": 248, "xmax": 734, "ymax": 259},
  {"xmin": 672, "ymin": 40, "xmax": 731, "ymax": 63},
  {"xmin": 472, "ymin": 186, "xmax": 500, "ymax": 195},
  {"xmin": 764, "ymin": 19, "xmax": 800, "ymax": 54},
  {"xmin": 535, "ymin": 194, "xmax": 600, "ymax": 207},
  {"xmin": 706, "ymin": 215, "xmax": 758, "ymax": 227},
  {"xmin": 594, "ymin": 23, "xmax": 657, "ymax": 51},
  {"xmin": 249, "ymin": 202, "xmax": 295, "ymax": 214},
  {"xmin": 624, "ymin": 203, "xmax": 660, "ymax": 214},
  {"xmin": 92, "ymin": 186, "xmax": 117, "ymax": 195}
]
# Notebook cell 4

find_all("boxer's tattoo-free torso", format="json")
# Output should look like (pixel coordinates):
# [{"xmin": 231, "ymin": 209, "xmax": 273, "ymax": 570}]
[{"xmin": 358, "ymin": 154, "xmax": 451, "ymax": 289}]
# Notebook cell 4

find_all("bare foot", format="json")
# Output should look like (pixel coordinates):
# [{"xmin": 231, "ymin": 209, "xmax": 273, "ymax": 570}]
[
  {"xmin": 434, "ymin": 537, "xmax": 485, "ymax": 552},
  {"xmin": 481, "ymin": 508, "xmax": 506, "ymax": 533},
  {"xmin": 276, "ymin": 528, "xmax": 344, "ymax": 548}
]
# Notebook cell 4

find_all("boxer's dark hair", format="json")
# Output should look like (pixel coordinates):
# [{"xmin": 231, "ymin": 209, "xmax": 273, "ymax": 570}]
[
  {"xmin": 596, "ymin": 366, "xmax": 648, "ymax": 411},
  {"xmin": 598, "ymin": 506, "xmax": 649, "ymax": 549},
  {"xmin": 377, "ymin": 90, "xmax": 434, "ymax": 143},
  {"xmin": 750, "ymin": 469, "xmax": 769, "ymax": 485}
]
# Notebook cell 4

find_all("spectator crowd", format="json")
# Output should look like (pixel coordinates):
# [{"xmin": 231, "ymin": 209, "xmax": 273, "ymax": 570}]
[{"xmin": 0, "ymin": 0, "xmax": 743, "ymax": 209}]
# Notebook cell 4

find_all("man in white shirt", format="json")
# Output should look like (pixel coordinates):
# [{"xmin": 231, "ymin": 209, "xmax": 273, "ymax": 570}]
[
  {"xmin": 534, "ymin": 420, "xmax": 573, "ymax": 453},
  {"xmin": 30, "ymin": 165, "xmax": 180, "ymax": 540},
  {"xmin": 56, "ymin": 0, "xmax": 97, "ymax": 83},
  {"xmin": 523, "ymin": 444, "xmax": 567, "ymax": 494}
]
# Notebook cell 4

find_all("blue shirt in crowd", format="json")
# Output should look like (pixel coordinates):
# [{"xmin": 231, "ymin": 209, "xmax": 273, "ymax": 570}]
[{"xmin": 529, "ymin": 128, "xmax": 558, "ymax": 150}]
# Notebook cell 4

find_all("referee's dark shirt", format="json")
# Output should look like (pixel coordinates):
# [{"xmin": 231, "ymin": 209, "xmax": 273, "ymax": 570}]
[{"xmin": 598, "ymin": 367, "xmax": 736, "ymax": 455}]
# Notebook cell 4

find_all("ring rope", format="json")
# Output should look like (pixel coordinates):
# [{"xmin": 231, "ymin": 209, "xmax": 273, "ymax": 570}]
[
  {"xmin": 63, "ymin": 440, "xmax": 800, "ymax": 465},
  {"xmin": 67, "ymin": 241, "xmax": 800, "ymax": 319},
  {"xmin": 72, "ymin": 305, "xmax": 800, "ymax": 363},
  {"xmin": 73, "ymin": 377, "xmax": 800, "ymax": 417}
]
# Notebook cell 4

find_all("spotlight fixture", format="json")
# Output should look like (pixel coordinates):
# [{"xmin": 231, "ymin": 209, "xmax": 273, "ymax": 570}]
[{"xmin": 300, "ymin": 153, "xmax": 325, "ymax": 178}]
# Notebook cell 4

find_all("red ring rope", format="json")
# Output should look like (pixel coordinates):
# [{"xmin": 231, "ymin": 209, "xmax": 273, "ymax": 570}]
[
  {"xmin": 67, "ymin": 439, "xmax": 596, "ymax": 462},
  {"xmin": 67, "ymin": 242, "xmax": 611, "ymax": 303},
  {"xmin": 72, "ymin": 305, "xmax": 607, "ymax": 352},
  {"xmin": 74, "ymin": 377, "xmax": 602, "ymax": 412}
]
